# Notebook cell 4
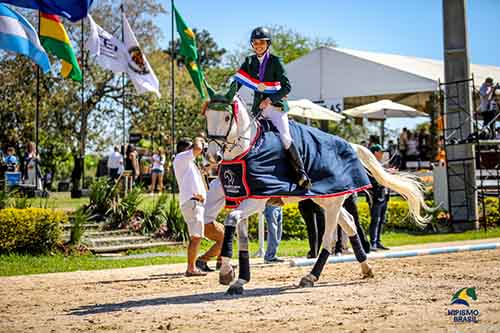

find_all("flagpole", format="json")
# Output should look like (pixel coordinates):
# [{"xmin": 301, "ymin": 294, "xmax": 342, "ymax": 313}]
[
  {"xmin": 80, "ymin": 17, "xmax": 86, "ymax": 190},
  {"xmin": 121, "ymin": 4, "xmax": 126, "ymax": 153},
  {"xmin": 170, "ymin": 0, "xmax": 176, "ymax": 194},
  {"xmin": 35, "ymin": 11, "xmax": 41, "ymax": 194}
]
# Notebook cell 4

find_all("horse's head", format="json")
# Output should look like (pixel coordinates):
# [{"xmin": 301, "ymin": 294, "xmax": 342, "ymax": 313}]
[{"xmin": 204, "ymin": 83, "xmax": 239, "ymax": 163}]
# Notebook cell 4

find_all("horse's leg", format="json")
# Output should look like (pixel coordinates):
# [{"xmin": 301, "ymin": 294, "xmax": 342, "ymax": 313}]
[
  {"xmin": 299, "ymin": 196, "xmax": 345, "ymax": 287},
  {"xmin": 219, "ymin": 199, "xmax": 266, "ymax": 293},
  {"xmin": 338, "ymin": 208, "xmax": 374, "ymax": 279},
  {"xmin": 226, "ymin": 217, "xmax": 250, "ymax": 295}
]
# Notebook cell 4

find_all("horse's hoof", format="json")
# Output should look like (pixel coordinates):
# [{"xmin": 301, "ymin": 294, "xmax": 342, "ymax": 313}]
[
  {"xmin": 299, "ymin": 276, "xmax": 315, "ymax": 288},
  {"xmin": 226, "ymin": 285, "xmax": 244, "ymax": 295},
  {"xmin": 219, "ymin": 270, "xmax": 235, "ymax": 285}
]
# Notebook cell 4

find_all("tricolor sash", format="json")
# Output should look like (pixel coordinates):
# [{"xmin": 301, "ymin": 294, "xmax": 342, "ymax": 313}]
[{"xmin": 234, "ymin": 69, "xmax": 281, "ymax": 94}]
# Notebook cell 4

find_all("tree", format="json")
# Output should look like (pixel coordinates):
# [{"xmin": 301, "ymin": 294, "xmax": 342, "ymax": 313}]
[
  {"xmin": 167, "ymin": 29, "xmax": 226, "ymax": 68},
  {"xmin": 227, "ymin": 25, "xmax": 337, "ymax": 68}
]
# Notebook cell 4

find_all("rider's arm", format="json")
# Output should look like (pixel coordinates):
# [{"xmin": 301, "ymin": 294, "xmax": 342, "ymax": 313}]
[
  {"xmin": 232, "ymin": 56, "xmax": 252, "ymax": 91},
  {"xmin": 268, "ymin": 56, "xmax": 291, "ymax": 104}
]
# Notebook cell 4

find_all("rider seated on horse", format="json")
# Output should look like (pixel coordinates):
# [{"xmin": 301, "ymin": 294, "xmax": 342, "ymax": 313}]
[{"xmin": 231, "ymin": 26, "xmax": 311, "ymax": 189}]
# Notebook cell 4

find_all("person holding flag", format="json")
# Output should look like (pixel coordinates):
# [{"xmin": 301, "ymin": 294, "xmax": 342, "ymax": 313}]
[{"xmin": 232, "ymin": 27, "xmax": 311, "ymax": 189}]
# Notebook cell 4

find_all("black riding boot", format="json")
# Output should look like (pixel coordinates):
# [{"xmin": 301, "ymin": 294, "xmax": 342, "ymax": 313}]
[{"xmin": 287, "ymin": 143, "xmax": 312, "ymax": 189}]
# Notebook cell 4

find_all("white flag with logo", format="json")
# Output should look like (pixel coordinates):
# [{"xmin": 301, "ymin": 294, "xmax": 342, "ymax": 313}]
[
  {"xmin": 86, "ymin": 15, "xmax": 128, "ymax": 73},
  {"xmin": 122, "ymin": 13, "xmax": 160, "ymax": 97}
]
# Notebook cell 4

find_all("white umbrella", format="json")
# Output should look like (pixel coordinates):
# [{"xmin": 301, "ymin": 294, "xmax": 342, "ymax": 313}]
[
  {"xmin": 342, "ymin": 99, "xmax": 428, "ymax": 120},
  {"xmin": 288, "ymin": 99, "xmax": 345, "ymax": 122}
]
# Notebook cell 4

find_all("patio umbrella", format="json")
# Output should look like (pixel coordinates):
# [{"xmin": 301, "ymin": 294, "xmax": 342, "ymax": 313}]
[
  {"xmin": 342, "ymin": 100, "xmax": 428, "ymax": 143},
  {"xmin": 288, "ymin": 99, "xmax": 345, "ymax": 122},
  {"xmin": 342, "ymin": 99, "xmax": 428, "ymax": 119}
]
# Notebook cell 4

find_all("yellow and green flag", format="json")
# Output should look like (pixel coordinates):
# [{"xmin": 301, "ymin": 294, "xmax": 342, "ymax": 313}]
[
  {"xmin": 39, "ymin": 12, "xmax": 82, "ymax": 82},
  {"xmin": 173, "ymin": 5, "xmax": 205, "ymax": 99}
]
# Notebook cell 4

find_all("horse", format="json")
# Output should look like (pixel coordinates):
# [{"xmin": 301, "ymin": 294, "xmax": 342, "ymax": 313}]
[{"xmin": 203, "ymin": 85, "xmax": 430, "ymax": 295}]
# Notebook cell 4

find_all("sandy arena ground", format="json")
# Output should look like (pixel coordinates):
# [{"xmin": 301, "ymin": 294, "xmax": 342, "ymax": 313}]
[{"xmin": 1, "ymin": 246, "xmax": 499, "ymax": 332}]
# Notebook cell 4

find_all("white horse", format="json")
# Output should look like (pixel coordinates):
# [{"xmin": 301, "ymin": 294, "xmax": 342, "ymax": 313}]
[{"xmin": 203, "ymin": 87, "xmax": 430, "ymax": 295}]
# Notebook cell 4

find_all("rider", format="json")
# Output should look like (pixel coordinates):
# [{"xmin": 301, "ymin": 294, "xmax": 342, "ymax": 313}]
[{"xmin": 232, "ymin": 27, "xmax": 311, "ymax": 189}]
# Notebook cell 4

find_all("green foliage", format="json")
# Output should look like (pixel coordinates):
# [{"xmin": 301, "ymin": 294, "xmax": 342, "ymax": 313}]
[
  {"xmin": 142, "ymin": 193, "xmax": 169, "ymax": 234},
  {"xmin": 69, "ymin": 209, "xmax": 88, "ymax": 245},
  {"xmin": 164, "ymin": 197, "xmax": 189, "ymax": 242},
  {"xmin": 479, "ymin": 197, "xmax": 500, "ymax": 228},
  {"xmin": 108, "ymin": 187, "xmax": 144, "ymax": 230},
  {"xmin": 0, "ymin": 208, "xmax": 67, "ymax": 254},
  {"xmin": 85, "ymin": 177, "xmax": 118, "ymax": 219}
]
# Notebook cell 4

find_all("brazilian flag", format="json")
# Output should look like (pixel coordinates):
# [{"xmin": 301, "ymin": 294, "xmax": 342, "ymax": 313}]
[{"xmin": 173, "ymin": 5, "xmax": 206, "ymax": 99}]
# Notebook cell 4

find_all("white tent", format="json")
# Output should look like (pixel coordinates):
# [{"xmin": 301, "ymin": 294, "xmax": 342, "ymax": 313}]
[
  {"xmin": 288, "ymin": 99, "xmax": 344, "ymax": 121},
  {"xmin": 343, "ymin": 100, "xmax": 428, "ymax": 120},
  {"xmin": 286, "ymin": 47, "xmax": 500, "ymax": 101}
]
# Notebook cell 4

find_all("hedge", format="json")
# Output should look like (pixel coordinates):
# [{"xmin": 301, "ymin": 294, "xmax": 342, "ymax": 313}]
[
  {"xmin": 216, "ymin": 198, "xmax": 500, "ymax": 240},
  {"xmin": 0, "ymin": 208, "xmax": 67, "ymax": 254}
]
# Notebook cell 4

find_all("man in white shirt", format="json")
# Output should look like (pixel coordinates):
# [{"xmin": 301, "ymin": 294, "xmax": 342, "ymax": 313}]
[
  {"xmin": 174, "ymin": 137, "xmax": 224, "ymax": 276},
  {"xmin": 107, "ymin": 146, "xmax": 123, "ymax": 181}
]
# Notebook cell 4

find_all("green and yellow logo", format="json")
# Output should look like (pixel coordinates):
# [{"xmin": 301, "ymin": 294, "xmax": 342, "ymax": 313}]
[{"xmin": 450, "ymin": 287, "xmax": 477, "ymax": 307}]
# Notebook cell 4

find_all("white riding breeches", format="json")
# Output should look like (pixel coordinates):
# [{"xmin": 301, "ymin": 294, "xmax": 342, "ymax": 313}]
[{"xmin": 262, "ymin": 105, "xmax": 293, "ymax": 149}]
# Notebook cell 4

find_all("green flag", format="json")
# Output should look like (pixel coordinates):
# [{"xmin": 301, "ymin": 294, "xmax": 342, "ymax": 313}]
[{"xmin": 173, "ymin": 5, "xmax": 205, "ymax": 99}]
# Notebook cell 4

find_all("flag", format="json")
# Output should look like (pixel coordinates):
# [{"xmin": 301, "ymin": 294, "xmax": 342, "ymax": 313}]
[
  {"xmin": 86, "ymin": 15, "xmax": 160, "ymax": 98},
  {"xmin": 123, "ymin": 13, "xmax": 160, "ymax": 97},
  {"xmin": 0, "ymin": 0, "xmax": 94, "ymax": 22},
  {"xmin": 173, "ymin": 5, "xmax": 205, "ymax": 99},
  {"xmin": 86, "ymin": 14, "xmax": 128, "ymax": 73},
  {"xmin": 0, "ymin": 4, "xmax": 50, "ymax": 72},
  {"xmin": 40, "ymin": 13, "xmax": 81, "ymax": 81}
]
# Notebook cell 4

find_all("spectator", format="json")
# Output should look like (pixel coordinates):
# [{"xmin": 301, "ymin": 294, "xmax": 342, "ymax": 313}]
[
  {"xmin": 107, "ymin": 145, "xmax": 123, "ymax": 181},
  {"xmin": 417, "ymin": 128, "xmax": 431, "ymax": 161},
  {"xmin": 367, "ymin": 144, "xmax": 390, "ymax": 251},
  {"xmin": 23, "ymin": 142, "xmax": 42, "ymax": 190},
  {"xmin": 298, "ymin": 199, "xmax": 325, "ymax": 258},
  {"xmin": 406, "ymin": 131, "xmax": 418, "ymax": 162},
  {"xmin": 263, "ymin": 204, "xmax": 284, "ymax": 263},
  {"xmin": 174, "ymin": 137, "xmax": 224, "ymax": 276},
  {"xmin": 3, "ymin": 147, "xmax": 19, "ymax": 172},
  {"xmin": 479, "ymin": 77, "xmax": 497, "ymax": 139},
  {"xmin": 398, "ymin": 128, "xmax": 409, "ymax": 170},
  {"xmin": 386, "ymin": 139, "xmax": 400, "ymax": 168},
  {"xmin": 150, "ymin": 147, "xmax": 166, "ymax": 193},
  {"xmin": 125, "ymin": 144, "xmax": 140, "ymax": 184}
]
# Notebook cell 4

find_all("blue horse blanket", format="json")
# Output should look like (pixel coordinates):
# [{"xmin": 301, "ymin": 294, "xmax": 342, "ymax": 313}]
[{"xmin": 219, "ymin": 120, "xmax": 371, "ymax": 202}]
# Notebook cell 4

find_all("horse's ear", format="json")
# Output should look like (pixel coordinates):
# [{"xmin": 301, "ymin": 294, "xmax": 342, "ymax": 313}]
[
  {"xmin": 225, "ymin": 81, "xmax": 238, "ymax": 101},
  {"xmin": 204, "ymin": 79, "xmax": 216, "ymax": 100}
]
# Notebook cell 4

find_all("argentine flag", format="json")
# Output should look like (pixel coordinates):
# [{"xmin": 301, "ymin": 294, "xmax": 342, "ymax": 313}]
[{"xmin": 0, "ymin": 4, "xmax": 51, "ymax": 73}]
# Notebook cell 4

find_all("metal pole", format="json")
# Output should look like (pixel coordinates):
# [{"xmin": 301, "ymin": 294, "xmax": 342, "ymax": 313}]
[
  {"xmin": 80, "ymin": 17, "xmax": 86, "ymax": 189},
  {"xmin": 121, "ymin": 4, "xmax": 126, "ymax": 151},
  {"xmin": 171, "ymin": 0, "xmax": 176, "ymax": 194},
  {"xmin": 35, "ymin": 11, "xmax": 41, "ymax": 193}
]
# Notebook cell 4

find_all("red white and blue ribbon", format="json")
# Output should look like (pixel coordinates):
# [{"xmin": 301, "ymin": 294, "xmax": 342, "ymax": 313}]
[{"xmin": 233, "ymin": 69, "xmax": 281, "ymax": 94}]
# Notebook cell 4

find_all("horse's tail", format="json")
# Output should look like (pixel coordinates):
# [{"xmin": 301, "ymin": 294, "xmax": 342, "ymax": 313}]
[{"xmin": 351, "ymin": 143, "xmax": 432, "ymax": 227}]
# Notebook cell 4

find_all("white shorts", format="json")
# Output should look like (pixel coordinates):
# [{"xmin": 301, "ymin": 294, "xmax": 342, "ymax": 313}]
[{"xmin": 181, "ymin": 200, "xmax": 204, "ymax": 237}]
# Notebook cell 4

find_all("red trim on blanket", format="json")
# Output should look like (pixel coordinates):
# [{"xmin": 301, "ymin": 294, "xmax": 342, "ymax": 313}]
[{"xmin": 246, "ymin": 184, "xmax": 372, "ymax": 200}]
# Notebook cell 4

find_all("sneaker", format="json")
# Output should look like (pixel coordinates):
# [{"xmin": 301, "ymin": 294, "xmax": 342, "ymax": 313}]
[
  {"xmin": 185, "ymin": 270, "xmax": 207, "ymax": 277},
  {"xmin": 370, "ymin": 245, "xmax": 378, "ymax": 252},
  {"xmin": 264, "ymin": 257, "xmax": 285, "ymax": 264},
  {"xmin": 376, "ymin": 243, "xmax": 390, "ymax": 250},
  {"xmin": 195, "ymin": 259, "xmax": 214, "ymax": 272}
]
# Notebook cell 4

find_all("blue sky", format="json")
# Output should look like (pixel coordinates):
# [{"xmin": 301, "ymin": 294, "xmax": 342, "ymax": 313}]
[{"xmin": 159, "ymin": 0, "xmax": 499, "ymax": 66}]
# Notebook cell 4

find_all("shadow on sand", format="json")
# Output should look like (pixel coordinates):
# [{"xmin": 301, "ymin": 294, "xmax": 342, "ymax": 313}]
[{"xmin": 69, "ymin": 280, "xmax": 367, "ymax": 316}]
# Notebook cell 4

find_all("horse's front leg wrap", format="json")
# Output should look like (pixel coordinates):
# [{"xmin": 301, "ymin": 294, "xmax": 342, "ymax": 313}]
[
  {"xmin": 349, "ymin": 234, "xmax": 367, "ymax": 263},
  {"xmin": 311, "ymin": 248, "xmax": 331, "ymax": 279},
  {"xmin": 219, "ymin": 212, "xmax": 240, "ymax": 285},
  {"xmin": 238, "ymin": 250, "xmax": 250, "ymax": 282}
]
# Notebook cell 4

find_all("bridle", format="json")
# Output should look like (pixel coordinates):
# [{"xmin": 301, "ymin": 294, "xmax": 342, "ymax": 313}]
[{"xmin": 204, "ymin": 97, "xmax": 258, "ymax": 159}]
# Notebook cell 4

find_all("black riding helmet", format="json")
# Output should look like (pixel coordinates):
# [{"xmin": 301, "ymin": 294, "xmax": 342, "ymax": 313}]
[{"xmin": 250, "ymin": 27, "xmax": 271, "ymax": 45}]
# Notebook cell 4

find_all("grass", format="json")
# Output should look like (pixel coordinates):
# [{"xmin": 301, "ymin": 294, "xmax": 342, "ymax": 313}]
[
  {"xmin": 26, "ymin": 192, "xmax": 177, "ymax": 212},
  {"xmin": 1, "ymin": 227, "xmax": 500, "ymax": 277}
]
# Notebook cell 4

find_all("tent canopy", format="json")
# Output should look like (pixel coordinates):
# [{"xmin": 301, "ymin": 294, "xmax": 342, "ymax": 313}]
[{"xmin": 286, "ymin": 47, "xmax": 500, "ymax": 102}]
